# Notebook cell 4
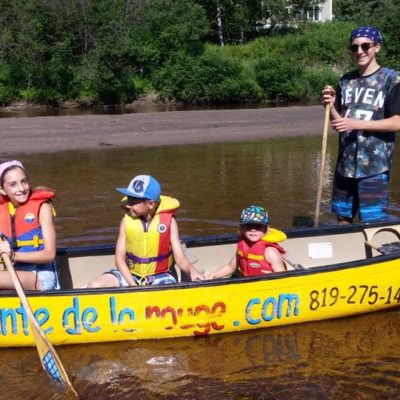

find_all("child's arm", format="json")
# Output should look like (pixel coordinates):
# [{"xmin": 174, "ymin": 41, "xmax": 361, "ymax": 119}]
[
  {"xmin": 115, "ymin": 218, "xmax": 137, "ymax": 286},
  {"xmin": 206, "ymin": 255, "xmax": 237, "ymax": 279},
  {"xmin": 170, "ymin": 218, "xmax": 204, "ymax": 281},
  {"xmin": 265, "ymin": 247, "xmax": 286, "ymax": 273}
]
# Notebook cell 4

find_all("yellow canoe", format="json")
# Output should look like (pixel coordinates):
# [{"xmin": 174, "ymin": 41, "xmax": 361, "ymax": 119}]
[{"xmin": 1, "ymin": 220, "xmax": 400, "ymax": 347}]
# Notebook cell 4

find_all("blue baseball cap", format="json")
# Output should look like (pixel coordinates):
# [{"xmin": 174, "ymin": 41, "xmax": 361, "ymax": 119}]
[
  {"xmin": 240, "ymin": 205, "xmax": 269, "ymax": 226},
  {"xmin": 116, "ymin": 175, "xmax": 161, "ymax": 201}
]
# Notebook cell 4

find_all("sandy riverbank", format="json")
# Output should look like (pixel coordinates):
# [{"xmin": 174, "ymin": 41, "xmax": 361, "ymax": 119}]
[{"xmin": 0, "ymin": 105, "xmax": 327, "ymax": 154}]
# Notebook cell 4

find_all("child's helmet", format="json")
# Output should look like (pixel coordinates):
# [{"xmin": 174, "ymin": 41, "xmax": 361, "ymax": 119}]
[{"xmin": 240, "ymin": 205, "xmax": 269, "ymax": 225}]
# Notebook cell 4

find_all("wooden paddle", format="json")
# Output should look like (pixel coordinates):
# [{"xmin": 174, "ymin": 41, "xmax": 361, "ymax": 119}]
[
  {"xmin": 1, "ymin": 250, "xmax": 79, "ymax": 398},
  {"xmin": 314, "ymin": 104, "xmax": 331, "ymax": 228}
]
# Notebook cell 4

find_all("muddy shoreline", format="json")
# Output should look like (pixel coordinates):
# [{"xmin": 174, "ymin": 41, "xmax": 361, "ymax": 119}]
[{"xmin": 0, "ymin": 105, "xmax": 327, "ymax": 155}]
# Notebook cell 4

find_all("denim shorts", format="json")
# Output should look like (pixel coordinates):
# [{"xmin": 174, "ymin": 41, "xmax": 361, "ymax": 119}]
[
  {"xmin": 16, "ymin": 262, "xmax": 60, "ymax": 291},
  {"xmin": 107, "ymin": 268, "xmax": 177, "ymax": 287},
  {"xmin": 37, "ymin": 269, "xmax": 59, "ymax": 290}
]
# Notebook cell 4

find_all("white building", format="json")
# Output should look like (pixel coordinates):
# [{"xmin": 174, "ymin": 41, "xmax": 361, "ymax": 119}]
[
  {"xmin": 309, "ymin": 0, "xmax": 333, "ymax": 22},
  {"xmin": 256, "ymin": 0, "xmax": 333, "ymax": 31}
]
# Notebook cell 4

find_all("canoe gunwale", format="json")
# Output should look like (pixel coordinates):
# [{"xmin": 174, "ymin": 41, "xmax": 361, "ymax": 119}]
[
  {"xmin": 0, "ymin": 246, "xmax": 398, "ymax": 298},
  {"xmin": 56, "ymin": 219, "xmax": 400, "ymax": 256}
]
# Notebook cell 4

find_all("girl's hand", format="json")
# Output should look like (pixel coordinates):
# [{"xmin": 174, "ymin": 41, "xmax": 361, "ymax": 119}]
[{"xmin": 0, "ymin": 241, "xmax": 14, "ymax": 260}]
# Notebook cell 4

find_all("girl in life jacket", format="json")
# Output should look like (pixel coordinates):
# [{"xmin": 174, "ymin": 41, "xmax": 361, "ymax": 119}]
[
  {"xmin": 0, "ymin": 160, "xmax": 58, "ymax": 291},
  {"xmin": 207, "ymin": 205, "xmax": 286, "ymax": 279}
]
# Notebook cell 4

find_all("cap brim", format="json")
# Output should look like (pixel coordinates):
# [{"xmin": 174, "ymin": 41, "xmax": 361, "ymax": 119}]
[
  {"xmin": 116, "ymin": 188, "xmax": 145, "ymax": 198},
  {"xmin": 240, "ymin": 221, "xmax": 269, "ymax": 226}
]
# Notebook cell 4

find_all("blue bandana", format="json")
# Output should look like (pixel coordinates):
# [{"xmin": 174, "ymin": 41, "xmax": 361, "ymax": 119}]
[{"xmin": 350, "ymin": 26, "xmax": 383, "ymax": 43}]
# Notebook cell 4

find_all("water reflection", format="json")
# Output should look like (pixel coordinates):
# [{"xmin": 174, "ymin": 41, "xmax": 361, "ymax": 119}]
[
  {"xmin": 1, "ymin": 309, "xmax": 399, "ymax": 399},
  {"xmin": 9, "ymin": 135, "xmax": 400, "ymax": 247},
  {"xmin": 0, "ymin": 100, "xmax": 320, "ymax": 119}
]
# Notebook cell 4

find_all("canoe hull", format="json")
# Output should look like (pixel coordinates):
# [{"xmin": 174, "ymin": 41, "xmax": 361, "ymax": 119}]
[{"xmin": 1, "ymin": 254, "xmax": 399, "ymax": 347}]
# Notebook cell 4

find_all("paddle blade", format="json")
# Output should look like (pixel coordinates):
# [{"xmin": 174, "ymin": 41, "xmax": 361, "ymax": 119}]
[
  {"xmin": 30, "ymin": 324, "xmax": 78, "ymax": 396},
  {"xmin": 42, "ymin": 349, "xmax": 64, "ymax": 383},
  {"xmin": 33, "ymin": 329, "xmax": 64, "ymax": 383}
]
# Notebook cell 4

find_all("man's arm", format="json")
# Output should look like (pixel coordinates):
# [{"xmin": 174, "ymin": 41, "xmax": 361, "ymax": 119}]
[
  {"xmin": 331, "ymin": 81, "xmax": 400, "ymax": 133},
  {"xmin": 331, "ymin": 114, "xmax": 400, "ymax": 133}
]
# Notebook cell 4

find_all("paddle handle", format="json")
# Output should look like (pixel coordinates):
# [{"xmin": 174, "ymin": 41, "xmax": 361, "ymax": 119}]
[{"xmin": 314, "ymin": 105, "xmax": 331, "ymax": 227}]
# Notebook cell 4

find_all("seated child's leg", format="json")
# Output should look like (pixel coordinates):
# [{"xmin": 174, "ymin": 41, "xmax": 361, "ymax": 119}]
[
  {"xmin": 86, "ymin": 269, "xmax": 123, "ymax": 288},
  {"xmin": 148, "ymin": 272, "xmax": 177, "ymax": 285}
]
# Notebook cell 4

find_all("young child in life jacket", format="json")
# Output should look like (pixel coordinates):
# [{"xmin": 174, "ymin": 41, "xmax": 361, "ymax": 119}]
[
  {"xmin": 207, "ymin": 205, "xmax": 286, "ymax": 279},
  {"xmin": 86, "ymin": 174, "xmax": 205, "ymax": 288},
  {"xmin": 0, "ymin": 160, "xmax": 58, "ymax": 290}
]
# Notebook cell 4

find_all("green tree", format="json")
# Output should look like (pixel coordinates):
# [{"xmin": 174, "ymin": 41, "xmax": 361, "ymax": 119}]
[
  {"xmin": 333, "ymin": 0, "xmax": 381, "ymax": 22},
  {"xmin": 198, "ymin": 0, "xmax": 326, "ymax": 46},
  {"xmin": 0, "ymin": 0, "xmax": 210, "ymax": 104},
  {"xmin": 374, "ymin": 2, "xmax": 400, "ymax": 70}
]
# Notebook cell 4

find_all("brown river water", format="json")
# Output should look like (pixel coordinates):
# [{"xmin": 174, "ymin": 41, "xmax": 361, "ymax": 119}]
[{"xmin": 1, "ymin": 133, "xmax": 400, "ymax": 399}]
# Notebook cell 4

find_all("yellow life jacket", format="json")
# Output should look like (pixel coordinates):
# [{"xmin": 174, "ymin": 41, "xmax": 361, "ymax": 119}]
[
  {"xmin": 262, "ymin": 227, "xmax": 287, "ymax": 243},
  {"xmin": 125, "ymin": 195, "xmax": 179, "ymax": 281}
]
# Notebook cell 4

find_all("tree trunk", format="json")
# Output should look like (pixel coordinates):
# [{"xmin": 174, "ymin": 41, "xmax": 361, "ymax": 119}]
[{"xmin": 216, "ymin": 6, "xmax": 224, "ymax": 47}]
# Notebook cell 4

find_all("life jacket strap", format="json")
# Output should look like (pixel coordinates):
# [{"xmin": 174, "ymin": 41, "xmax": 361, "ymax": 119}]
[
  {"xmin": 237, "ymin": 249, "xmax": 264, "ymax": 261},
  {"xmin": 129, "ymin": 271, "xmax": 159, "ymax": 286},
  {"xmin": 16, "ymin": 235, "xmax": 44, "ymax": 249},
  {"xmin": 126, "ymin": 251, "xmax": 172, "ymax": 264},
  {"xmin": 8, "ymin": 202, "xmax": 16, "ymax": 217}
]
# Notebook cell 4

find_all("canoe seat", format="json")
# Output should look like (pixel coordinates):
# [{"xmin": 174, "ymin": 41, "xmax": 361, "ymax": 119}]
[
  {"xmin": 365, "ymin": 240, "xmax": 400, "ymax": 255},
  {"xmin": 282, "ymin": 253, "xmax": 305, "ymax": 270},
  {"xmin": 364, "ymin": 224, "xmax": 400, "ymax": 242},
  {"xmin": 364, "ymin": 224, "xmax": 400, "ymax": 257}
]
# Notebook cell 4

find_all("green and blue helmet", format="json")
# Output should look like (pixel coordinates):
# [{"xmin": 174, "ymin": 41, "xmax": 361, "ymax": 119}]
[{"xmin": 240, "ymin": 205, "xmax": 269, "ymax": 226}]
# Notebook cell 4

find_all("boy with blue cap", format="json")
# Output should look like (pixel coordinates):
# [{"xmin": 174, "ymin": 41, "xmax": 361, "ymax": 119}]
[
  {"xmin": 87, "ymin": 175, "xmax": 204, "ymax": 287},
  {"xmin": 207, "ymin": 205, "xmax": 286, "ymax": 279},
  {"xmin": 321, "ymin": 26, "xmax": 400, "ymax": 224}
]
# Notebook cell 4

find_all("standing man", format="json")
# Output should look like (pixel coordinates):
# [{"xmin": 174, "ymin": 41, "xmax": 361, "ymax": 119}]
[{"xmin": 321, "ymin": 26, "xmax": 400, "ymax": 224}]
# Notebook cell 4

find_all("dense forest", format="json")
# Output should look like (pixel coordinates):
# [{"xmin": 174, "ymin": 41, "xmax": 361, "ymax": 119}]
[{"xmin": 1, "ymin": 0, "xmax": 400, "ymax": 107}]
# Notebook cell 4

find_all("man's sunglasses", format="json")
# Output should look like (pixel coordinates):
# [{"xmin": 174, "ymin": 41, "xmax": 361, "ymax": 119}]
[{"xmin": 349, "ymin": 43, "xmax": 376, "ymax": 53}]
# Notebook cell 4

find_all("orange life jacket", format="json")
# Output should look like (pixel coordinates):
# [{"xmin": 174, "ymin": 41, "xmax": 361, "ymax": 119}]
[
  {"xmin": 0, "ymin": 188, "xmax": 55, "ymax": 252},
  {"xmin": 237, "ymin": 239, "xmax": 285, "ymax": 276}
]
